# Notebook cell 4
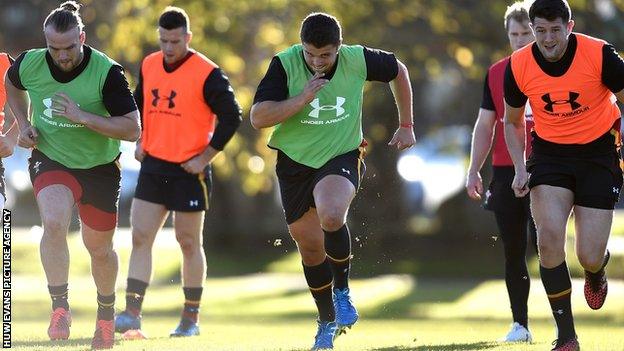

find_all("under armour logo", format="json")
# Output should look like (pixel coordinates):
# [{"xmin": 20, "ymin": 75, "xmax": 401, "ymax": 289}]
[
  {"xmin": 341, "ymin": 168, "xmax": 351, "ymax": 175},
  {"xmin": 554, "ymin": 309, "xmax": 564, "ymax": 315},
  {"xmin": 613, "ymin": 187, "xmax": 620, "ymax": 194},
  {"xmin": 151, "ymin": 89, "xmax": 177, "ymax": 108},
  {"xmin": 309, "ymin": 97, "xmax": 346, "ymax": 118},
  {"xmin": 189, "ymin": 200, "xmax": 199, "ymax": 207},
  {"xmin": 42, "ymin": 98, "xmax": 54, "ymax": 118},
  {"xmin": 541, "ymin": 92, "xmax": 581, "ymax": 112},
  {"xmin": 33, "ymin": 161, "xmax": 42, "ymax": 174}
]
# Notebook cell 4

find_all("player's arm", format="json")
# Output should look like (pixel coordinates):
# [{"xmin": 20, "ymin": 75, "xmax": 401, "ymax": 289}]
[
  {"xmin": 53, "ymin": 65, "xmax": 140, "ymax": 141},
  {"xmin": 466, "ymin": 71, "xmax": 497, "ymax": 200},
  {"xmin": 0, "ymin": 55, "xmax": 19, "ymax": 157},
  {"xmin": 133, "ymin": 67, "xmax": 146, "ymax": 161},
  {"xmin": 503, "ymin": 61, "xmax": 529, "ymax": 197},
  {"xmin": 364, "ymin": 47, "xmax": 415, "ymax": 150},
  {"xmin": 466, "ymin": 109, "xmax": 496, "ymax": 200},
  {"xmin": 250, "ymin": 56, "xmax": 327, "ymax": 129},
  {"xmin": 388, "ymin": 59, "xmax": 415, "ymax": 150},
  {"xmin": 0, "ymin": 107, "xmax": 19, "ymax": 158},
  {"xmin": 5, "ymin": 52, "xmax": 38, "ymax": 148},
  {"xmin": 181, "ymin": 68, "xmax": 243, "ymax": 174},
  {"xmin": 601, "ymin": 44, "xmax": 624, "ymax": 104}
]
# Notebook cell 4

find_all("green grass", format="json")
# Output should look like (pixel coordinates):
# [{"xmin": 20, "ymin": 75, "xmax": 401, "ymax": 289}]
[{"xmin": 4, "ymin": 229, "xmax": 624, "ymax": 350}]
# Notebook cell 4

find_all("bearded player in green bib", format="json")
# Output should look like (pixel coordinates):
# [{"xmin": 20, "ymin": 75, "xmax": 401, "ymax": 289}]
[
  {"xmin": 4, "ymin": 2, "xmax": 140, "ymax": 349},
  {"xmin": 251, "ymin": 13, "xmax": 415, "ymax": 350}
]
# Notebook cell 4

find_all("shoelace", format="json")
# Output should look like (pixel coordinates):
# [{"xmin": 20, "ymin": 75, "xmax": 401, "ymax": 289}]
[{"xmin": 334, "ymin": 291, "xmax": 352, "ymax": 314}]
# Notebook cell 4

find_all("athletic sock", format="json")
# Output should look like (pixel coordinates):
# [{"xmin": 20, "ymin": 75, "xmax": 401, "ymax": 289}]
[
  {"xmin": 303, "ymin": 258, "xmax": 335, "ymax": 322},
  {"xmin": 182, "ymin": 287, "xmax": 203, "ymax": 323},
  {"xmin": 125, "ymin": 278, "xmax": 149, "ymax": 317},
  {"xmin": 97, "ymin": 293, "xmax": 115, "ymax": 321},
  {"xmin": 48, "ymin": 284, "xmax": 69, "ymax": 310},
  {"xmin": 324, "ymin": 224, "xmax": 351, "ymax": 290},
  {"xmin": 540, "ymin": 262, "xmax": 575, "ymax": 342}
]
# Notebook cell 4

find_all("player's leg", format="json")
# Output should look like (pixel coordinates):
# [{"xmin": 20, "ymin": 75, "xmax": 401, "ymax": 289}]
[
  {"xmin": 115, "ymin": 198, "xmax": 168, "ymax": 333},
  {"xmin": 289, "ymin": 208, "xmax": 337, "ymax": 350},
  {"xmin": 37, "ymin": 184, "xmax": 74, "ymax": 340},
  {"xmin": 574, "ymin": 206, "xmax": 611, "ymax": 310},
  {"xmin": 531, "ymin": 185, "xmax": 577, "ymax": 349},
  {"xmin": 493, "ymin": 209, "xmax": 532, "ymax": 342},
  {"xmin": 29, "ymin": 150, "xmax": 78, "ymax": 340},
  {"xmin": 170, "ymin": 210, "xmax": 205, "ymax": 337},
  {"xmin": 313, "ymin": 149, "xmax": 363, "ymax": 332},
  {"xmin": 81, "ymin": 222, "xmax": 117, "ymax": 349}
]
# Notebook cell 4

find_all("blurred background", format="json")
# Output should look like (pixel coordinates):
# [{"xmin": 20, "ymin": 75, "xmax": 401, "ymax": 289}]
[{"xmin": 1, "ymin": 0, "xmax": 624, "ymax": 280}]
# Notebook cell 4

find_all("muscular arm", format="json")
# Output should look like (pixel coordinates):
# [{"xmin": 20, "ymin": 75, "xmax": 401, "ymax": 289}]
[
  {"xmin": 503, "ymin": 102, "xmax": 528, "ymax": 197},
  {"xmin": 250, "ymin": 72, "xmax": 326, "ymax": 129},
  {"xmin": 466, "ymin": 108, "xmax": 496, "ymax": 199},
  {"xmin": 389, "ymin": 60, "xmax": 413, "ymax": 128},
  {"xmin": 55, "ymin": 95, "xmax": 140, "ymax": 142},
  {"xmin": 387, "ymin": 59, "xmax": 416, "ymax": 150}
]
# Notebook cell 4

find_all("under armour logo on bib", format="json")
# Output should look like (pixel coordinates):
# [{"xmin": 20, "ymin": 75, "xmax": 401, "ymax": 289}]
[
  {"xmin": 308, "ymin": 97, "xmax": 346, "ymax": 118},
  {"xmin": 541, "ymin": 92, "xmax": 581, "ymax": 112},
  {"xmin": 151, "ymin": 89, "xmax": 177, "ymax": 108}
]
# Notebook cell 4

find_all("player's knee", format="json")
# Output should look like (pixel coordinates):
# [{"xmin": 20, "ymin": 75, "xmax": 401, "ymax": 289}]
[
  {"xmin": 175, "ymin": 234, "xmax": 200, "ymax": 256},
  {"xmin": 41, "ymin": 217, "xmax": 68, "ymax": 237},
  {"xmin": 85, "ymin": 243, "xmax": 114, "ymax": 261},
  {"xmin": 131, "ymin": 228, "xmax": 155, "ymax": 249},
  {"xmin": 577, "ymin": 251, "xmax": 603, "ymax": 271},
  {"xmin": 319, "ymin": 211, "xmax": 345, "ymax": 232}
]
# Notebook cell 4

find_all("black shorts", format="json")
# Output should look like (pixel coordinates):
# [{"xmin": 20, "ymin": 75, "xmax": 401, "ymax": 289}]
[
  {"xmin": 134, "ymin": 155, "xmax": 212, "ymax": 212},
  {"xmin": 28, "ymin": 149, "xmax": 121, "ymax": 231},
  {"xmin": 484, "ymin": 166, "xmax": 530, "ymax": 213},
  {"xmin": 527, "ymin": 130, "xmax": 624, "ymax": 210},
  {"xmin": 276, "ymin": 148, "xmax": 365, "ymax": 224}
]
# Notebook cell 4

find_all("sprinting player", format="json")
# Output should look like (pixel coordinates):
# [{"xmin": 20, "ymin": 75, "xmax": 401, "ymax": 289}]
[
  {"xmin": 504, "ymin": 0, "xmax": 624, "ymax": 349},
  {"xmin": 465, "ymin": 1, "xmax": 537, "ymax": 342},
  {"xmin": 5, "ymin": 1, "xmax": 140, "ymax": 349},
  {"xmin": 114, "ymin": 6, "xmax": 241, "ymax": 338},
  {"xmin": 251, "ymin": 12, "xmax": 415, "ymax": 350}
]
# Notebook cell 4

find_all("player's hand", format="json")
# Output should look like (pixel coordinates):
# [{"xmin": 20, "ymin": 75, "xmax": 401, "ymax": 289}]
[
  {"xmin": 466, "ymin": 171, "xmax": 483, "ymax": 200},
  {"xmin": 388, "ymin": 126, "xmax": 416, "ymax": 150},
  {"xmin": 0, "ymin": 136, "xmax": 14, "ymax": 158},
  {"xmin": 53, "ymin": 92, "xmax": 84, "ymax": 124},
  {"xmin": 511, "ymin": 168, "xmax": 530, "ymax": 197},
  {"xmin": 18, "ymin": 125, "xmax": 38, "ymax": 148},
  {"xmin": 134, "ymin": 142, "xmax": 145, "ymax": 162},
  {"xmin": 300, "ymin": 72, "xmax": 329, "ymax": 104},
  {"xmin": 181, "ymin": 154, "xmax": 209, "ymax": 174}
]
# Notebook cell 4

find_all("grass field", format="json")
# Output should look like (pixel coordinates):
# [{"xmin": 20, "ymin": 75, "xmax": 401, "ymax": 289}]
[{"xmin": 4, "ymin": 229, "xmax": 624, "ymax": 350}]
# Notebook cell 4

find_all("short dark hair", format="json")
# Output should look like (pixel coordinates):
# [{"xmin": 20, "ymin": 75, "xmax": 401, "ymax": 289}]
[
  {"xmin": 159, "ymin": 6, "xmax": 190, "ymax": 32},
  {"xmin": 529, "ymin": 0, "xmax": 571, "ymax": 23},
  {"xmin": 504, "ymin": 2, "xmax": 530, "ymax": 31},
  {"xmin": 43, "ymin": 1, "xmax": 84, "ymax": 32},
  {"xmin": 300, "ymin": 13, "xmax": 342, "ymax": 48}
]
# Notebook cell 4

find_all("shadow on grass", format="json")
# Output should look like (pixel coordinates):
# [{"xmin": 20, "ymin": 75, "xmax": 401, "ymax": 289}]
[{"xmin": 372, "ymin": 341, "xmax": 498, "ymax": 350}]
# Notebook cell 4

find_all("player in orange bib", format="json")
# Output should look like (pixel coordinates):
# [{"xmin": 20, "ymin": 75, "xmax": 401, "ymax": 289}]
[
  {"xmin": 503, "ymin": 1, "xmax": 624, "ymax": 350},
  {"xmin": 114, "ymin": 6, "xmax": 242, "ymax": 339}
]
